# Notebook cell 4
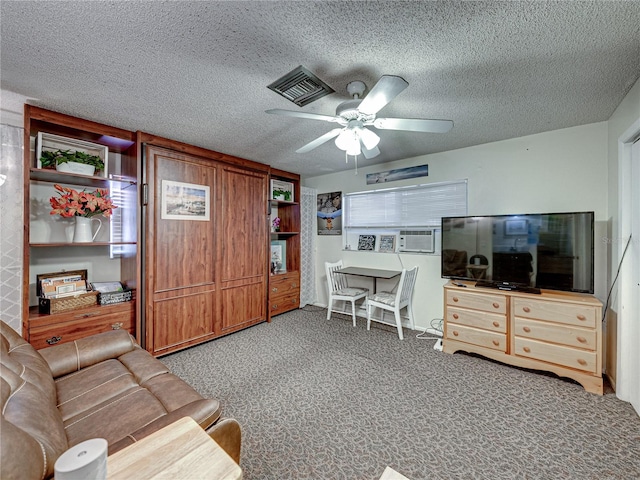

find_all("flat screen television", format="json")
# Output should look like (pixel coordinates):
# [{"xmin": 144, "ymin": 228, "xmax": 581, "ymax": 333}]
[{"xmin": 441, "ymin": 211, "xmax": 594, "ymax": 294}]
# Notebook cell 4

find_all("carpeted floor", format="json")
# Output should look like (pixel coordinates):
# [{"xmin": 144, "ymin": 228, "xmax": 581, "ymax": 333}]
[{"xmin": 161, "ymin": 307, "xmax": 640, "ymax": 480}]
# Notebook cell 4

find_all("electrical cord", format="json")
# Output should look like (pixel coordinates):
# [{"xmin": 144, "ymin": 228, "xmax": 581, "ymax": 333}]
[
  {"xmin": 602, "ymin": 234, "xmax": 633, "ymax": 325},
  {"xmin": 416, "ymin": 318, "xmax": 444, "ymax": 340}
]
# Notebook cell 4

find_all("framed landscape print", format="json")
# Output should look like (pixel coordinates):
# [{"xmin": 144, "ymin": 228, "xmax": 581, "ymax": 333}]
[{"xmin": 161, "ymin": 180, "xmax": 210, "ymax": 221}]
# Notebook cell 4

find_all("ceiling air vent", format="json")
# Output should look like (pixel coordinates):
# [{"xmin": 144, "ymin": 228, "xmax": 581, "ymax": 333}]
[{"xmin": 267, "ymin": 65, "xmax": 335, "ymax": 107}]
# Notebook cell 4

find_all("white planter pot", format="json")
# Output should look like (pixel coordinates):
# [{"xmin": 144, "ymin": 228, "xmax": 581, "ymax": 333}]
[{"xmin": 56, "ymin": 161, "xmax": 96, "ymax": 176}]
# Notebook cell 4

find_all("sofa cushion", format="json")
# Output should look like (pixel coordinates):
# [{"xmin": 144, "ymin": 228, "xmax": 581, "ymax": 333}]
[
  {"xmin": 63, "ymin": 386, "xmax": 169, "ymax": 447},
  {"xmin": 55, "ymin": 359, "xmax": 140, "ymax": 421}
]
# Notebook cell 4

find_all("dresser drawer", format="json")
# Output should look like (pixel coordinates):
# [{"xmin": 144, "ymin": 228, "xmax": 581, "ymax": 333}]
[
  {"xmin": 513, "ymin": 298, "xmax": 596, "ymax": 328},
  {"xmin": 515, "ymin": 317, "xmax": 596, "ymax": 350},
  {"xmin": 446, "ymin": 323, "xmax": 507, "ymax": 352},
  {"xmin": 446, "ymin": 306, "xmax": 506, "ymax": 333},
  {"xmin": 269, "ymin": 294, "xmax": 299, "ymax": 316},
  {"xmin": 515, "ymin": 337, "xmax": 597, "ymax": 373},
  {"xmin": 446, "ymin": 290, "xmax": 507, "ymax": 314},
  {"xmin": 270, "ymin": 272, "xmax": 300, "ymax": 295},
  {"xmin": 30, "ymin": 304, "xmax": 135, "ymax": 350}
]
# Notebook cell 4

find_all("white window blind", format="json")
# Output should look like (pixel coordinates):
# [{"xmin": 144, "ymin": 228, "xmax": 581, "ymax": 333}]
[{"xmin": 344, "ymin": 180, "xmax": 467, "ymax": 228}]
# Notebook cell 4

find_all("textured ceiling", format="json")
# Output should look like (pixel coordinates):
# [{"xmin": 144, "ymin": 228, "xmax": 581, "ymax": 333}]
[{"xmin": 1, "ymin": 1, "xmax": 639, "ymax": 178}]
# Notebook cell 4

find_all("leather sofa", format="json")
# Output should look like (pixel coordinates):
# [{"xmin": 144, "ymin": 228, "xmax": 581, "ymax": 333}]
[{"xmin": 0, "ymin": 320, "xmax": 241, "ymax": 479}]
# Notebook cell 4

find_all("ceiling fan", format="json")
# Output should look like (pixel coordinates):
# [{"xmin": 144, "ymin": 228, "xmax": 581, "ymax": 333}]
[{"xmin": 266, "ymin": 75, "xmax": 454, "ymax": 160}]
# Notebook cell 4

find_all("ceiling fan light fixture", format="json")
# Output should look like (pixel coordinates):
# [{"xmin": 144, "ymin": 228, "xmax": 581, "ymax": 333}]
[{"xmin": 358, "ymin": 127, "xmax": 380, "ymax": 150}]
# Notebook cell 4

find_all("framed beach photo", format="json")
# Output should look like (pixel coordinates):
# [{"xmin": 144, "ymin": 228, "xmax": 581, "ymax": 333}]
[{"xmin": 161, "ymin": 180, "xmax": 210, "ymax": 221}]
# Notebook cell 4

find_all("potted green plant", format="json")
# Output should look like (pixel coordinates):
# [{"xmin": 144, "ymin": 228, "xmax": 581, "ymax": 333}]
[{"xmin": 40, "ymin": 149, "xmax": 105, "ymax": 176}]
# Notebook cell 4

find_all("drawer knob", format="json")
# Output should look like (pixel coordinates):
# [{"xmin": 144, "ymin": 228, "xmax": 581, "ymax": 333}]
[
  {"xmin": 576, "ymin": 314, "xmax": 586, "ymax": 321},
  {"xmin": 111, "ymin": 322, "xmax": 123, "ymax": 330},
  {"xmin": 577, "ymin": 359, "xmax": 587, "ymax": 366},
  {"xmin": 492, "ymin": 340, "xmax": 499, "ymax": 346},
  {"xmin": 292, "ymin": 283, "xmax": 298, "ymax": 288},
  {"xmin": 272, "ymin": 287, "xmax": 279, "ymax": 293},
  {"xmin": 272, "ymin": 304, "xmax": 278, "ymax": 310},
  {"xmin": 523, "ymin": 326, "xmax": 531, "ymax": 333},
  {"xmin": 492, "ymin": 321, "xmax": 500, "ymax": 328},
  {"xmin": 453, "ymin": 313, "xmax": 459, "ymax": 320},
  {"xmin": 453, "ymin": 330, "xmax": 459, "ymax": 337},
  {"xmin": 492, "ymin": 302, "xmax": 500, "ymax": 309},
  {"xmin": 46, "ymin": 336, "xmax": 62, "ymax": 345},
  {"xmin": 522, "ymin": 306, "xmax": 531, "ymax": 313},
  {"xmin": 523, "ymin": 346, "xmax": 531, "ymax": 353},
  {"xmin": 576, "ymin": 336, "xmax": 587, "ymax": 344},
  {"xmin": 452, "ymin": 296, "xmax": 459, "ymax": 302}
]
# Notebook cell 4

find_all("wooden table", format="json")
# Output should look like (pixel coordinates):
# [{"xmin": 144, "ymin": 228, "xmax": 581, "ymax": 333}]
[
  {"xmin": 379, "ymin": 466, "xmax": 411, "ymax": 480},
  {"xmin": 336, "ymin": 266, "xmax": 401, "ymax": 293},
  {"xmin": 107, "ymin": 417, "xmax": 242, "ymax": 479}
]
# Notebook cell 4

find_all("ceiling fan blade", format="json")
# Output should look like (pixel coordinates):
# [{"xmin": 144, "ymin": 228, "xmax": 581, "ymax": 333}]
[
  {"xmin": 361, "ymin": 142, "xmax": 380, "ymax": 159},
  {"xmin": 266, "ymin": 108, "xmax": 340, "ymax": 123},
  {"xmin": 357, "ymin": 75, "xmax": 409, "ymax": 115},
  {"xmin": 373, "ymin": 117, "xmax": 454, "ymax": 133},
  {"xmin": 296, "ymin": 128, "xmax": 343, "ymax": 153}
]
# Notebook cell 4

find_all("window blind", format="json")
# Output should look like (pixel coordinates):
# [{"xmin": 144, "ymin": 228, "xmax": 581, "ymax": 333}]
[{"xmin": 344, "ymin": 180, "xmax": 467, "ymax": 228}]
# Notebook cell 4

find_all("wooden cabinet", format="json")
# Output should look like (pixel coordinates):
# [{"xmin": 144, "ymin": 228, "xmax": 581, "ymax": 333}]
[
  {"xmin": 269, "ymin": 271, "xmax": 300, "ymax": 316},
  {"xmin": 443, "ymin": 281, "xmax": 603, "ymax": 394},
  {"xmin": 269, "ymin": 169, "xmax": 301, "ymax": 319},
  {"xmin": 141, "ymin": 137, "xmax": 271, "ymax": 356},
  {"xmin": 22, "ymin": 106, "xmax": 140, "ymax": 347},
  {"xmin": 28, "ymin": 301, "xmax": 135, "ymax": 350}
]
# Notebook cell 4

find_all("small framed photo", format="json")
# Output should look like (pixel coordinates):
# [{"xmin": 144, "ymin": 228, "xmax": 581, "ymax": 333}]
[
  {"xmin": 161, "ymin": 180, "xmax": 210, "ymax": 221},
  {"xmin": 271, "ymin": 179, "xmax": 294, "ymax": 202},
  {"xmin": 357, "ymin": 234, "xmax": 376, "ymax": 251},
  {"xmin": 378, "ymin": 235, "xmax": 396, "ymax": 253},
  {"xmin": 504, "ymin": 219, "xmax": 528, "ymax": 236}
]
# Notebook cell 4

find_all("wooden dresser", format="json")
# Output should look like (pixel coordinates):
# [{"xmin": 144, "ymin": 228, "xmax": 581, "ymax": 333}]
[{"xmin": 443, "ymin": 281, "xmax": 603, "ymax": 394}]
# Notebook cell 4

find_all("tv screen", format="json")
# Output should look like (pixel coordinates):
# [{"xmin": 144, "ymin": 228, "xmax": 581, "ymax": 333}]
[{"xmin": 441, "ymin": 211, "xmax": 594, "ymax": 294}]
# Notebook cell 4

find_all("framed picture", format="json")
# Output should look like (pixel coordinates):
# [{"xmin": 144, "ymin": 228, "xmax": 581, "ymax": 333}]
[
  {"xmin": 378, "ymin": 235, "xmax": 396, "ymax": 253},
  {"xmin": 504, "ymin": 219, "xmax": 528, "ymax": 235},
  {"xmin": 271, "ymin": 179, "xmax": 294, "ymax": 202},
  {"xmin": 161, "ymin": 180, "xmax": 210, "ymax": 221},
  {"xmin": 317, "ymin": 191, "xmax": 342, "ymax": 235},
  {"xmin": 270, "ymin": 240, "xmax": 286, "ymax": 274},
  {"xmin": 357, "ymin": 234, "xmax": 376, "ymax": 251}
]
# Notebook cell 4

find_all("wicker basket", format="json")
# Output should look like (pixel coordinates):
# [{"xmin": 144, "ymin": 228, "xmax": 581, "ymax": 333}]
[{"xmin": 38, "ymin": 291, "xmax": 99, "ymax": 314}]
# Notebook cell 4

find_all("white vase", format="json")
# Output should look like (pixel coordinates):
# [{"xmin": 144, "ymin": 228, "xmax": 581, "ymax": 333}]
[{"xmin": 73, "ymin": 217, "xmax": 102, "ymax": 243}]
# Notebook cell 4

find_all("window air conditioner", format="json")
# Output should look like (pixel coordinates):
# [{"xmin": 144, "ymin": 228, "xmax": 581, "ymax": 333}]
[{"xmin": 398, "ymin": 230, "xmax": 435, "ymax": 253}]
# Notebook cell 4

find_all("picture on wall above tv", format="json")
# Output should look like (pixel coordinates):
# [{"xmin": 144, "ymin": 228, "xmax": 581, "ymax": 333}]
[{"xmin": 441, "ymin": 211, "xmax": 595, "ymax": 294}]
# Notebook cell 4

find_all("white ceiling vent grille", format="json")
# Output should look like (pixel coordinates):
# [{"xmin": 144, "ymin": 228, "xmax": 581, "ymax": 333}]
[{"xmin": 267, "ymin": 65, "xmax": 335, "ymax": 107}]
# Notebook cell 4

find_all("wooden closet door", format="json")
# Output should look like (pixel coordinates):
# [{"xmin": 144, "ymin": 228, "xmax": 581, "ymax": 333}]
[
  {"xmin": 144, "ymin": 145, "xmax": 217, "ymax": 355},
  {"xmin": 218, "ymin": 165, "xmax": 268, "ymax": 334}
]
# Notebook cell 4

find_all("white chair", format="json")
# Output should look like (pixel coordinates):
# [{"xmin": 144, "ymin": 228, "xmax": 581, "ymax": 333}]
[
  {"xmin": 366, "ymin": 266, "xmax": 418, "ymax": 340},
  {"xmin": 325, "ymin": 260, "xmax": 369, "ymax": 326}
]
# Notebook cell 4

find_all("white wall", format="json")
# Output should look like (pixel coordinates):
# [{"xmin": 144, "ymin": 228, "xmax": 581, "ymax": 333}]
[
  {"xmin": 606, "ymin": 77, "xmax": 640, "ymax": 409},
  {"xmin": 303, "ymin": 122, "xmax": 609, "ymax": 332}
]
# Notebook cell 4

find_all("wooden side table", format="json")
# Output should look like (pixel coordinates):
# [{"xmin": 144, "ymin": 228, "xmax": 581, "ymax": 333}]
[{"xmin": 107, "ymin": 417, "xmax": 242, "ymax": 479}]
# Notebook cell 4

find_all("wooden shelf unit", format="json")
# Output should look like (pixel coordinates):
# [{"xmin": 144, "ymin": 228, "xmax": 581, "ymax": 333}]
[
  {"xmin": 22, "ymin": 106, "xmax": 140, "ymax": 346},
  {"xmin": 443, "ymin": 281, "xmax": 603, "ymax": 394},
  {"xmin": 269, "ymin": 168, "xmax": 301, "ymax": 319}
]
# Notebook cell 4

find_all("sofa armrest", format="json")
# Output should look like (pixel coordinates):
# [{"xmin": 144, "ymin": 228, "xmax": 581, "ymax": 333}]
[{"xmin": 39, "ymin": 329, "xmax": 138, "ymax": 378}]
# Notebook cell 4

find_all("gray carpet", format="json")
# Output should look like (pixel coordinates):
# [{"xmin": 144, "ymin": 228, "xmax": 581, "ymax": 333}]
[{"xmin": 161, "ymin": 307, "xmax": 640, "ymax": 480}]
